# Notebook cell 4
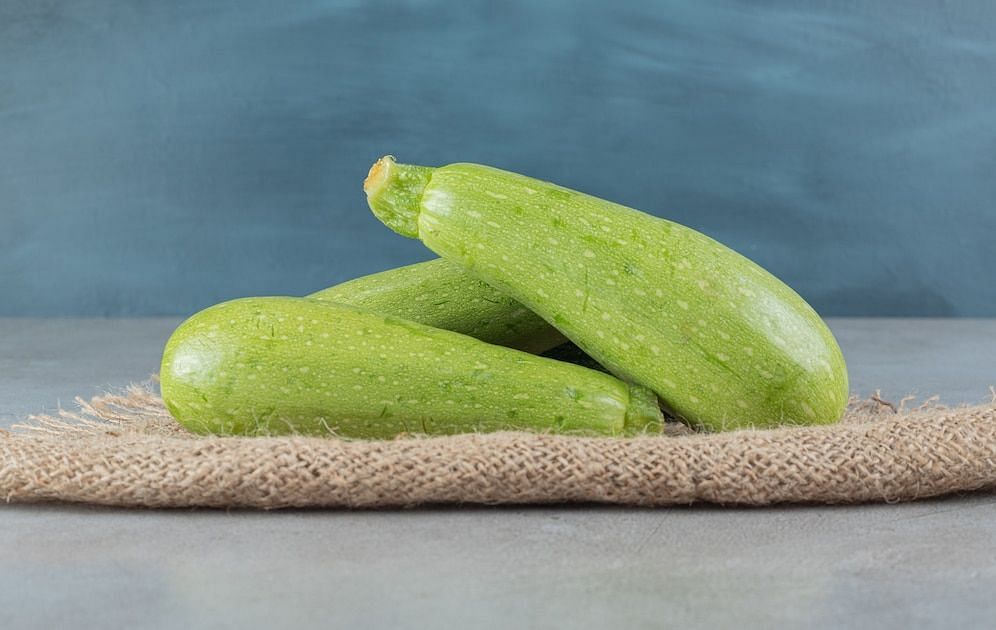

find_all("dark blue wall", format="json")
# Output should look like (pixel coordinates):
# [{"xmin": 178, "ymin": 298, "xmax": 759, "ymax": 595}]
[{"xmin": 2, "ymin": 1, "xmax": 995, "ymax": 316}]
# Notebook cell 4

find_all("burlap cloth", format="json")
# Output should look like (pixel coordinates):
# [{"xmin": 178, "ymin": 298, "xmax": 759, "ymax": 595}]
[{"xmin": 2, "ymin": 383, "xmax": 995, "ymax": 509}]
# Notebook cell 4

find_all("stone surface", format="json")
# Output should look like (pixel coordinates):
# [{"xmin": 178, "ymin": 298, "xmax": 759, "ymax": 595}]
[{"xmin": 1, "ymin": 317, "xmax": 995, "ymax": 629}]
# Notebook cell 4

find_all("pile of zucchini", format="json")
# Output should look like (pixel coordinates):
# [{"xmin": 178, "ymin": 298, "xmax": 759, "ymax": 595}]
[{"xmin": 160, "ymin": 157, "xmax": 849, "ymax": 438}]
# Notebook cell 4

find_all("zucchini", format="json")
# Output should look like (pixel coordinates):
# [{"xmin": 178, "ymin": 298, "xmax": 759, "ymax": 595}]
[
  {"xmin": 364, "ymin": 156, "xmax": 849, "ymax": 430},
  {"xmin": 159, "ymin": 297, "xmax": 663, "ymax": 438},
  {"xmin": 308, "ymin": 258, "xmax": 565, "ymax": 354}
]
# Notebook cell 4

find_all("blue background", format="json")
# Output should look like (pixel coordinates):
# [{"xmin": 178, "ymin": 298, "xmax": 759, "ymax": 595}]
[{"xmin": 2, "ymin": 0, "xmax": 994, "ymax": 316}]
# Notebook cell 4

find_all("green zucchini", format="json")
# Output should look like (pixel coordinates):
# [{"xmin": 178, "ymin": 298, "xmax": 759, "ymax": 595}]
[
  {"xmin": 159, "ymin": 297, "xmax": 663, "ymax": 438},
  {"xmin": 308, "ymin": 258, "xmax": 565, "ymax": 354},
  {"xmin": 364, "ymin": 156, "xmax": 849, "ymax": 430}
]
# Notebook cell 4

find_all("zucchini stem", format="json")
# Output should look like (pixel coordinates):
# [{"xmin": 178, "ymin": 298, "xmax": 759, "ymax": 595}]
[
  {"xmin": 364, "ymin": 155, "xmax": 431, "ymax": 239},
  {"xmin": 624, "ymin": 383, "xmax": 665, "ymax": 434}
]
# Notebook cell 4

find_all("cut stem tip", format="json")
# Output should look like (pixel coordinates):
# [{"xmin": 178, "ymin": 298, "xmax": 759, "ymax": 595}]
[{"xmin": 364, "ymin": 155, "xmax": 396, "ymax": 196}]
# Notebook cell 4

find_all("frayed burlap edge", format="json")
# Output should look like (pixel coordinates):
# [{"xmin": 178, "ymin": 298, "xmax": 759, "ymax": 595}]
[{"xmin": 2, "ymin": 383, "xmax": 995, "ymax": 509}]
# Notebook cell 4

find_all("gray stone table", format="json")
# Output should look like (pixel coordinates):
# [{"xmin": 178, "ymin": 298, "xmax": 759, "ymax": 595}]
[{"xmin": 1, "ymin": 318, "xmax": 995, "ymax": 629}]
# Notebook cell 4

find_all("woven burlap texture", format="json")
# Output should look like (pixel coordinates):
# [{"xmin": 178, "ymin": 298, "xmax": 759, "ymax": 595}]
[{"xmin": 2, "ymin": 384, "xmax": 995, "ymax": 509}]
